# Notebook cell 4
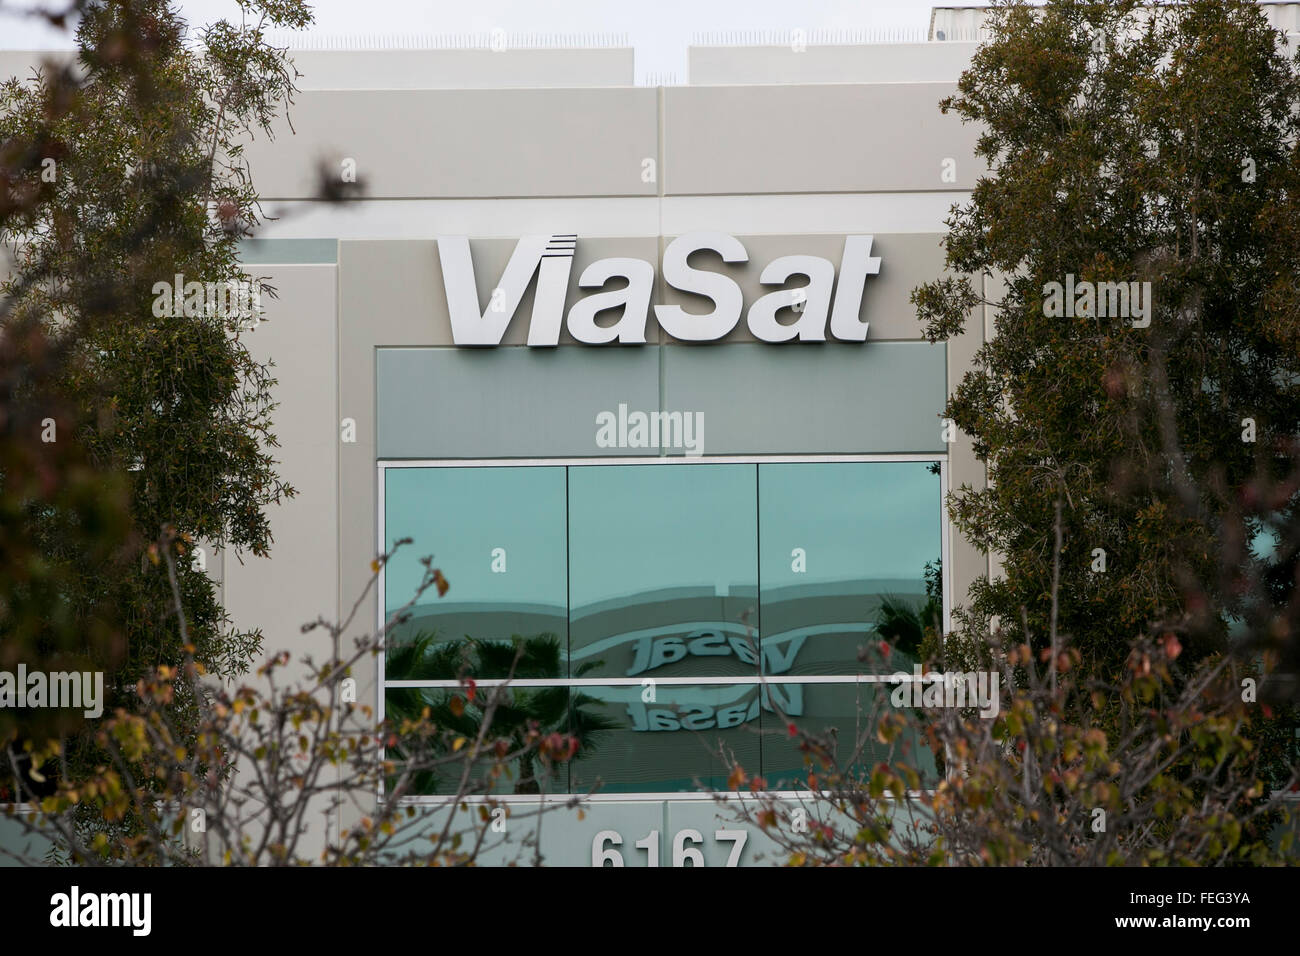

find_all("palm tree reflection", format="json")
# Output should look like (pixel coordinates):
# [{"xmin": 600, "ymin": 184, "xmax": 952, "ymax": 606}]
[{"xmin": 385, "ymin": 632, "xmax": 615, "ymax": 794}]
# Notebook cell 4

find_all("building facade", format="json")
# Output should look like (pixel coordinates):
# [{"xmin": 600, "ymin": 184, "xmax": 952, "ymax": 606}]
[
  {"xmin": 215, "ymin": 32, "xmax": 994, "ymax": 865},
  {"xmin": 9, "ymin": 5, "xmax": 1297, "ymax": 866}
]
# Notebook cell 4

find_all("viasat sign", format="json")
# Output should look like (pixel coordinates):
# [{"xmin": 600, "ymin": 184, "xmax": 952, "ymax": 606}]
[{"xmin": 438, "ymin": 232, "xmax": 883, "ymax": 346}]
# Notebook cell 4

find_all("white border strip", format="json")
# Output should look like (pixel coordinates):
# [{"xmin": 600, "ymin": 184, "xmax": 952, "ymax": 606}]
[
  {"xmin": 381, "ymin": 453, "xmax": 941, "ymax": 468},
  {"xmin": 253, "ymin": 193, "xmax": 968, "ymax": 240},
  {"xmin": 385, "ymin": 674, "xmax": 920, "ymax": 688}
]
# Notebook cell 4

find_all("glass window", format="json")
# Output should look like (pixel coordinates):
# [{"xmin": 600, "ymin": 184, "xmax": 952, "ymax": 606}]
[
  {"xmin": 383, "ymin": 466, "xmax": 568, "ymax": 680},
  {"xmin": 379, "ymin": 459, "xmax": 945, "ymax": 796},
  {"xmin": 569, "ymin": 684, "xmax": 763, "ymax": 794},
  {"xmin": 567, "ymin": 464, "xmax": 759, "ymax": 680},
  {"xmin": 759, "ymin": 462, "xmax": 942, "ymax": 676},
  {"xmin": 758, "ymin": 681, "xmax": 939, "ymax": 789},
  {"xmin": 384, "ymin": 687, "xmax": 573, "ymax": 796}
]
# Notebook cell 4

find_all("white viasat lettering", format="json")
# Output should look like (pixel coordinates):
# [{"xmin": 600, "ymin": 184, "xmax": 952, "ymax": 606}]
[
  {"xmin": 653, "ymin": 231, "xmax": 749, "ymax": 341},
  {"xmin": 437, "ymin": 233, "xmax": 882, "ymax": 346}
]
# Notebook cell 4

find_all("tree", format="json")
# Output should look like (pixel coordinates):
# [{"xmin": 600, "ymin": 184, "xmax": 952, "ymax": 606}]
[
  {"xmin": 721, "ymin": 619, "xmax": 1299, "ymax": 866},
  {"xmin": 2, "ymin": 537, "xmax": 588, "ymax": 866},
  {"xmin": 0, "ymin": 0, "xmax": 306, "ymax": 807},
  {"xmin": 912, "ymin": 0, "xmax": 1300, "ymax": 686},
  {"xmin": 0, "ymin": 0, "xmax": 579, "ymax": 867},
  {"xmin": 718, "ymin": 502, "xmax": 1299, "ymax": 865},
  {"xmin": 709, "ymin": 0, "xmax": 1300, "ymax": 866}
]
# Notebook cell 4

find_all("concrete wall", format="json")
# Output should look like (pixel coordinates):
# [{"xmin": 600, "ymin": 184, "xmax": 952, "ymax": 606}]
[
  {"xmin": 208, "ymin": 257, "xmax": 340, "ymax": 859},
  {"xmin": 241, "ymin": 81, "xmax": 986, "ymax": 201},
  {"xmin": 230, "ymin": 79, "xmax": 991, "ymax": 863},
  {"xmin": 688, "ymin": 41, "xmax": 976, "ymax": 84}
]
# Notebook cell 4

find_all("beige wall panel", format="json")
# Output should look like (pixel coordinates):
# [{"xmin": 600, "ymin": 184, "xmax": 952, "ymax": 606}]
[
  {"xmin": 224, "ymin": 263, "xmax": 339, "ymax": 667},
  {"xmin": 221, "ymin": 263, "xmax": 339, "ymax": 858},
  {"xmin": 945, "ymin": 276, "xmax": 987, "ymax": 618},
  {"xmin": 244, "ymin": 88, "xmax": 659, "ymax": 200},
  {"xmin": 688, "ymin": 42, "xmax": 976, "ymax": 85},
  {"xmin": 663, "ymin": 83, "xmax": 985, "ymax": 195}
]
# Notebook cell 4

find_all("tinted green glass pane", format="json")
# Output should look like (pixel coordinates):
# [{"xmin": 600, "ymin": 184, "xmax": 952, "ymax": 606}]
[
  {"xmin": 759, "ymin": 681, "xmax": 939, "ymax": 789},
  {"xmin": 758, "ymin": 462, "xmax": 942, "ymax": 675},
  {"xmin": 383, "ymin": 686, "xmax": 572, "ymax": 796},
  {"xmin": 383, "ymin": 466, "xmax": 568, "ymax": 680},
  {"xmin": 569, "ymin": 684, "xmax": 763, "ymax": 794},
  {"xmin": 567, "ymin": 464, "xmax": 759, "ymax": 680},
  {"xmin": 380, "ymin": 459, "xmax": 947, "ymax": 797}
]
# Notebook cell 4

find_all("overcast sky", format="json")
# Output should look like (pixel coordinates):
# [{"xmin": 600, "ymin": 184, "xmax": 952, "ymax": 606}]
[{"xmin": 1, "ymin": 0, "xmax": 986, "ymax": 81}]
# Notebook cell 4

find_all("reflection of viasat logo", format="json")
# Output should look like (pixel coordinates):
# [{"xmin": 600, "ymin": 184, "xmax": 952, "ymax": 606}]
[
  {"xmin": 626, "ymin": 630, "xmax": 805, "ymax": 677},
  {"xmin": 438, "ymin": 232, "xmax": 881, "ymax": 346},
  {"xmin": 621, "ymin": 629, "xmax": 807, "ymax": 733},
  {"xmin": 626, "ymin": 684, "xmax": 803, "ymax": 732}
]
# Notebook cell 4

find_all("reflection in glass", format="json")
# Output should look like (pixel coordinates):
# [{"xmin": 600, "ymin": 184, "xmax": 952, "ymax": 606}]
[
  {"xmin": 379, "ymin": 460, "xmax": 947, "ymax": 797},
  {"xmin": 570, "ymin": 684, "xmax": 765, "ymax": 793},
  {"xmin": 385, "ymin": 671, "xmax": 617, "ymax": 796},
  {"xmin": 759, "ymin": 681, "xmax": 939, "ymax": 789},
  {"xmin": 567, "ymin": 464, "xmax": 759, "ymax": 680},
  {"xmin": 759, "ymin": 462, "xmax": 942, "ymax": 675},
  {"xmin": 383, "ymin": 466, "xmax": 568, "ymax": 679}
]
